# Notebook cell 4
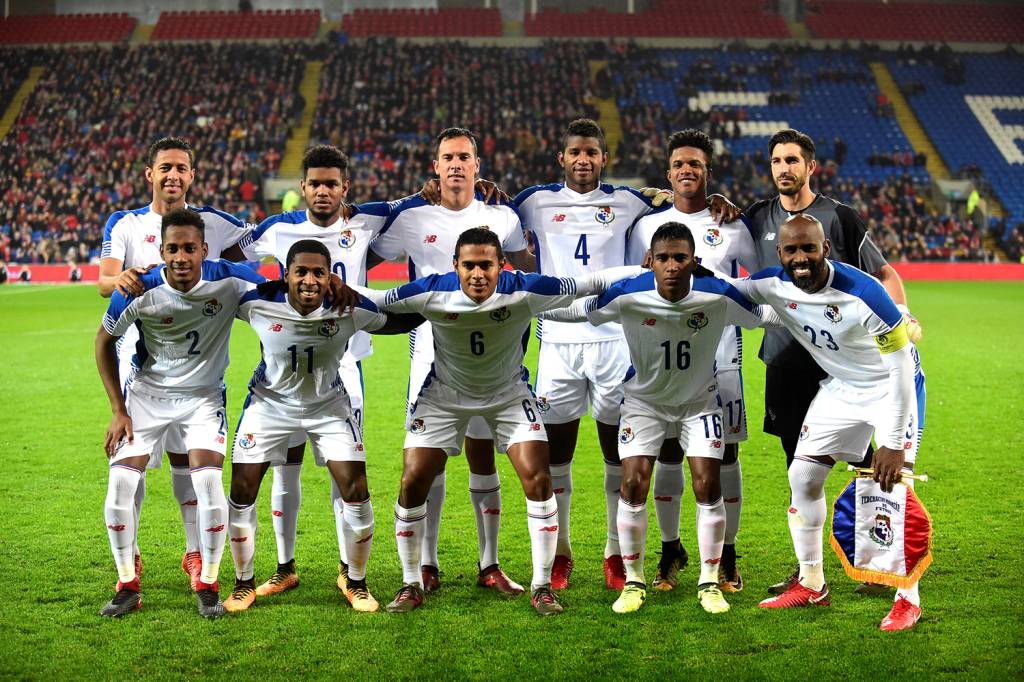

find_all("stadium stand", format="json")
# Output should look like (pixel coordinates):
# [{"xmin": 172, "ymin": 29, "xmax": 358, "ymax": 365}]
[
  {"xmin": 0, "ymin": 48, "xmax": 35, "ymax": 113},
  {"xmin": 341, "ymin": 8, "xmax": 501, "ymax": 38},
  {"xmin": 805, "ymin": 1, "xmax": 1024, "ymax": 44},
  {"xmin": 151, "ymin": 9, "xmax": 320, "ymax": 41},
  {"xmin": 0, "ymin": 13, "xmax": 135, "ymax": 45}
]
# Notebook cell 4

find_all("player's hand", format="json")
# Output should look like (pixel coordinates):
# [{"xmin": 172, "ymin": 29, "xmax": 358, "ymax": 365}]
[
  {"xmin": 114, "ymin": 264, "xmax": 157, "ymax": 297},
  {"xmin": 419, "ymin": 178, "xmax": 441, "ymax": 205},
  {"xmin": 475, "ymin": 179, "xmax": 511, "ymax": 206},
  {"xmin": 872, "ymin": 446, "xmax": 906, "ymax": 493},
  {"xmin": 898, "ymin": 305, "xmax": 923, "ymax": 344},
  {"xmin": 341, "ymin": 202, "xmax": 354, "ymax": 221},
  {"xmin": 105, "ymin": 411, "xmax": 133, "ymax": 458},
  {"xmin": 640, "ymin": 187, "xmax": 673, "ymax": 207},
  {"xmin": 708, "ymin": 194, "xmax": 741, "ymax": 225},
  {"xmin": 327, "ymin": 273, "xmax": 359, "ymax": 314}
]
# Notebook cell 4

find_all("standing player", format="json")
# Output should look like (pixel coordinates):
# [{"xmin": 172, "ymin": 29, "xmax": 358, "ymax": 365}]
[
  {"xmin": 736, "ymin": 214, "xmax": 925, "ymax": 631},
  {"xmin": 368, "ymin": 128, "xmax": 534, "ymax": 595},
  {"xmin": 546, "ymin": 222, "xmax": 773, "ymax": 614},
  {"xmin": 365, "ymin": 227, "xmax": 638, "ymax": 615},
  {"xmin": 95, "ymin": 208, "xmax": 265, "ymax": 618},
  {"xmin": 223, "ymin": 240, "xmax": 423, "ymax": 614},
  {"xmin": 98, "ymin": 137, "xmax": 250, "ymax": 591},
  {"xmin": 628, "ymin": 130, "xmax": 758, "ymax": 593}
]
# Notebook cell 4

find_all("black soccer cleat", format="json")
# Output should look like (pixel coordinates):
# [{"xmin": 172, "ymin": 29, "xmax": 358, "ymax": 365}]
[
  {"xmin": 100, "ymin": 582, "xmax": 142, "ymax": 618},
  {"xmin": 196, "ymin": 584, "xmax": 226, "ymax": 619}
]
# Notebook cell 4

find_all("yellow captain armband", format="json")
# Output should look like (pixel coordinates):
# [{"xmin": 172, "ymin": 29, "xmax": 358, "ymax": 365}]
[{"xmin": 874, "ymin": 321, "xmax": 910, "ymax": 354}]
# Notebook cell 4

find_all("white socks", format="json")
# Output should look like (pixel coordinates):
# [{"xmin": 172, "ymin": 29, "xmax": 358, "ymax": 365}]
[
  {"xmin": 228, "ymin": 497, "xmax": 257, "ymax": 581},
  {"xmin": 617, "ymin": 498, "xmax": 647, "ymax": 585},
  {"xmin": 341, "ymin": 498, "xmax": 374, "ymax": 581},
  {"xmin": 105, "ymin": 465, "xmax": 142, "ymax": 583},
  {"xmin": 469, "ymin": 472, "xmax": 501, "ymax": 569},
  {"xmin": 421, "ymin": 472, "xmax": 445, "ymax": 568},
  {"xmin": 271, "ymin": 463, "xmax": 302, "ymax": 565},
  {"xmin": 720, "ymin": 460, "xmax": 742, "ymax": 545},
  {"xmin": 549, "ymin": 462, "xmax": 573, "ymax": 557},
  {"xmin": 653, "ymin": 461, "xmax": 684, "ymax": 543},
  {"xmin": 330, "ymin": 478, "xmax": 349, "ymax": 564},
  {"xmin": 603, "ymin": 462, "xmax": 623, "ymax": 557},
  {"xmin": 526, "ymin": 496, "xmax": 558, "ymax": 590},
  {"xmin": 696, "ymin": 498, "xmax": 727, "ymax": 585},
  {"xmin": 788, "ymin": 458, "xmax": 831, "ymax": 590},
  {"xmin": 190, "ymin": 466, "xmax": 227, "ymax": 585},
  {"xmin": 395, "ymin": 502, "xmax": 427, "ymax": 587},
  {"xmin": 171, "ymin": 465, "xmax": 200, "ymax": 553},
  {"xmin": 132, "ymin": 471, "xmax": 145, "ymax": 559}
]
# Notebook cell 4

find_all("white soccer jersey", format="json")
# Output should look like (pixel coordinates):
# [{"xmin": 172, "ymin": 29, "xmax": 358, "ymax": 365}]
[
  {"xmin": 237, "ymin": 289, "xmax": 388, "ymax": 407},
  {"xmin": 102, "ymin": 260, "xmax": 265, "ymax": 396},
  {"xmin": 101, "ymin": 203, "xmax": 249, "ymax": 267},
  {"xmin": 236, "ymin": 203, "xmax": 390, "ymax": 360},
  {"xmin": 629, "ymin": 207, "xmax": 759, "ymax": 370},
  {"xmin": 515, "ymin": 182, "xmax": 655, "ymax": 343},
  {"xmin": 584, "ymin": 271, "xmax": 766, "ymax": 406}
]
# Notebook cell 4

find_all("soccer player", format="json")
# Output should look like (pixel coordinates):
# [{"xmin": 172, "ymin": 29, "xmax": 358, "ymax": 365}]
[
  {"xmin": 234, "ymin": 144, "xmax": 392, "ymax": 598},
  {"xmin": 222, "ymin": 240, "xmax": 423, "ymax": 614},
  {"xmin": 545, "ymin": 222, "xmax": 773, "ymax": 614},
  {"xmin": 98, "ymin": 136, "xmax": 250, "ymax": 591},
  {"xmin": 366, "ymin": 228, "xmax": 638, "ymax": 616},
  {"xmin": 368, "ymin": 127, "xmax": 535, "ymax": 595},
  {"xmin": 735, "ymin": 214, "xmax": 925, "ymax": 631},
  {"xmin": 95, "ymin": 208, "xmax": 265, "ymax": 619},
  {"xmin": 628, "ymin": 129, "xmax": 759, "ymax": 593}
]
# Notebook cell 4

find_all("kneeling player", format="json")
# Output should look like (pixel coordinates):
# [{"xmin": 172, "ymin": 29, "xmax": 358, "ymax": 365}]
[
  {"xmin": 546, "ymin": 222, "xmax": 773, "ymax": 613},
  {"xmin": 95, "ymin": 209, "xmax": 265, "ymax": 619},
  {"xmin": 223, "ymin": 240, "xmax": 423, "ymax": 613},
  {"xmin": 364, "ymin": 228, "xmax": 638, "ymax": 615}
]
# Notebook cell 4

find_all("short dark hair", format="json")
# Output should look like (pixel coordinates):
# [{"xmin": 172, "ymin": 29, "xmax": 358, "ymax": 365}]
[
  {"xmin": 160, "ymin": 207, "xmax": 205, "ymax": 240},
  {"xmin": 436, "ymin": 127, "xmax": 478, "ymax": 156},
  {"xmin": 148, "ymin": 136, "xmax": 194, "ymax": 167},
  {"xmin": 768, "ymin": 128, "xmax": 815, "ymax": 162},
  {"xmin": 561, "ymin": 118, "xmax": 606, "ymax": 152},
  {"xmin": 667, "ymin": 129, "xmax": 714, "ymax": 167},
  {"xmin": 301, "ymin": 144, "xmax": 349, "ymax": 179},
  {"xmin": 650, "ymin": 221, "xmax": 696, "ymax": 252},
  {"xmin": 454, "ymin": 227, "xmax": 503, "ymax": 261},
  {"xmin": 286, "ymin": 239, "xmax": 331, "ymax": 270}
]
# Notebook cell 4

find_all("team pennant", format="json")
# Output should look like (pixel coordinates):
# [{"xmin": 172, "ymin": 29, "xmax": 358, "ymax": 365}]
[{"xmin": 829, "ymin": 478, "xmax": 932, "ymax": 588}]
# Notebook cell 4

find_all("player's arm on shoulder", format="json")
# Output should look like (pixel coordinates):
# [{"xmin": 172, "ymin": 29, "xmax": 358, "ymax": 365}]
[
  {"xmin": 94, "ymin": 324, "xmax": 131, "ymax": 457},
  {"xmin": 99, "ymin": 258, "xmax": 157, "ymax": 298},
  {"xmin": 575, "ymin": 265, "xmax": 644, "ymax": 296},
  {"xmin": 507, "ymin": 248, "xmax": 536, "ymax": 273},
  {"xmin": 708, "ymin": 193, "xmax": 741, "ymax": 225},
  {"xmin": 718, "ymin": 279, "xmax": 781, "ymax": 329},
  {"xmin": 371, "ymin": 310, "xmax": 427, "ymax": 335},
  {"xmin": 540, "ymin": 295, "xmax": 598, "ymax": 323}
]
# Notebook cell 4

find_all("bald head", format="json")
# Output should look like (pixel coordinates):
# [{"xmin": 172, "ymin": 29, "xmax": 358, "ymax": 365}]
[
  {"xmin": 778, "ymin": 213, "xmax": 831, "ymax": 292},
  {"xmin": 780, "ymin": 213, "xmax": 825, "ymax": 246}
]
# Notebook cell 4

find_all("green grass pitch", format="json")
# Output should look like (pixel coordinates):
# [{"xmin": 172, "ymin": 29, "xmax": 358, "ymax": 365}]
[{"xmin": 1, "ymin": 281, "xmax": 1022, "ymax": 679}]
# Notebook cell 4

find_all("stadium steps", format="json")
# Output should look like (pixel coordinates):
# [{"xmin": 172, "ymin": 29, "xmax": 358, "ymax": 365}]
[
  {"xmin": 279, "ymin": 60, "xmax": 323, "ymax": 177},
  {"xmin": 787, "ymin": 21, "xmax": 811, "ymax": 39},
  {"xmin": 131, "ymin": 23, "xmax": 155, "ymax": 44},
  {"xmin": 589, "ymin": 60, "xmax": 623, "ymax": 168},
  {"xmin": 0, "ymin": 66, "xmax": 45, "ymax": 140}
]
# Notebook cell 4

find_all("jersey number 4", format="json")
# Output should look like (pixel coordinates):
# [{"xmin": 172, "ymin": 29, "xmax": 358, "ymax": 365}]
[{"xmin": 574, "ymin": 234, "xmax": 590, "ymax": 265}]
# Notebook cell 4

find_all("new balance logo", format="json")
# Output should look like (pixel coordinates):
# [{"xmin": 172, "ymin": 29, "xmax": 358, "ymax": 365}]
[
  {"xmin": 551, "ymin": 214, "xmax": 566, "ymax": 222},
  {"xmin": 483, "ymin": 508, "xmax": 500, "ymax": 515},
  {"xmin": 623, "ymin": 553, "xmax": 640, "ymax": 560},
  {"xmin": 206, "ymin": 524, "xmax": 225, "ymax": 533},
  {"xmin": 160, "ymin": 316, "xmax": 174, "ymax": 325},
  {"xmin": 231, "ymin": 536, "xmax": 248, "ymax": 543},
  {"xmin": 183, "ymin": 499, "xmax": 198, "ymax": 506},
  {"xmin": 539, "ymin": 525, "xmax": 559, "ymax": 533},
  {"xmin": 552, "ymin": 487, "xmax": 565, "ymax": 494},
  {"xmin": 272, "ymin": 510, "xmax": 283, "ymax": 517},
  {"xmin": 107, "ymin": 524, "xmax": 126, "ymax": 532},
  {"xmin": 764, "ymin": 232, "xmax": 776, "ymax": 241},
  {"xmin": 654, "ymin": 495, "xmax": 672, "ymax": 502},
  {"xmin": 269, "ymin": 323, "xmax": 283, "ymax": 332},
  {"xmin": 704, "ymin": 557, "xmax": 722, "ymax": 565},
  {"xmin": 423, "ymin": 234, "xmax": 438, "ymax": 243},
  {"xmin": 356, "ymin": 533, "xmax": 374, "ymax": 544},
  {"xmin": 144, "ymin": 235, "xmax": 157, "ymax": 243},
  {"xmin": 724, "ymin": 497, "xmax": 740, "ymax": 504},
  {"xmin": 396, "ymin": 530, "xmax": 414, "ymax": 537},
  {"xmin": 643, "ymin": 318, "xmax": 657, "ymax": 326}
]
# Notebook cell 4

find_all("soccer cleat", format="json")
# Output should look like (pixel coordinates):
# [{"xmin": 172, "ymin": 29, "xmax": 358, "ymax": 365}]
[
  {"xmin": 767, "ymin": 566, "xmax": 800, "ymax": 595},
  {"xmin": 759, "ymin": 582, "xmax": 831, "ymax": 609},
  {"xmin": 181, "ymin": 550, "xmax": 202, "ymax": 592},
  {"xmin": 421, "ymin": 565, "xmax": 440, "ymax": 594},
  {"xmin": 336, "ymin": 560, "xmax": 349, "ymax": 592},
  {"xmin": 100, "ymin": 579, "xmax": 142, "ymax": 617},
  {"xmin": 135, "ymin": 554, "xmax": 144, "ymax": 579},
  {"xmin": 256, "ymin": 561, "xmax": 299, "ymax": 597},
  {"xmin": 698, "ymin": 583, "xmax": 731, "ymax": 614},
  {"xmin": 854, "ymin": 581, "xmax": 892, "ymax": 596},
  {"xmin": 652, "ymin": 541, "xmax": 689, "ymax": 591},
  {"xmin": 612, "ymin": 582, "xmax": 647, "ymax": 614},
  {"xmin": 477, "ymin": 564, "xmax": 525, "ymax": 595},
  {"xmin": 551, "ymin": 555, "xmax": 573, "ymax": 590},
  {"xmin": 385, "ymin": 584, "xmax": 424, "ymax": 613},
  {"xmin": 196, "ymin": 581, "xmax": 225, "ymax": 619},
  {"xmin": 603, "ymin": 555, "xmax": 626, "ymax": 591},
  {"xmin": 880, "ymin": 596, "xmax": 921, "ymax": 632},
  {"xmin": 344, "ymin": 578, "xmax": 380, "ymax": 613},
  {"xmin": 718, "ymin": 544, "xmax": 743, "ymax": 593},
  {"xmin": 530, "ymin": 586, "xmax": 564, "ymax": 616},
  {"xmin": 224, "ymin": 579, "xmax": 257, "ymax": 613}
]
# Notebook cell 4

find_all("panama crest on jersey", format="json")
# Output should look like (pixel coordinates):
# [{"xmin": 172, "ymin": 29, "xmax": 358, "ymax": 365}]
[
  {"xmin": 618, "ymin": 425, "xmax": 635, "ymax": 444},
  {"xmin": 238, "ymin": 433, "xmax": 256, "ymax": 449},
  {"xmin": 318, "ymin": 319, "xmax": 340, "ymax": 338},
  {"xmin": 703, "ymin": 228, "xmax": 723, "ymax": 248},
  {"xmin": 339, "ymin": 229, "xmax": 356, "ymax": 249},
  {"xmin": 870, "ymin": 514, "xmax": 894, "ymax": 548},
  {"xmin": 409, "ymin": 418, "xmax": 426, "ymax": 434},
  {"xmin": 595, "ymin": 206, "xmax": 615, "ymax": 224},
  {"xmin": 489, "ymin": 306, "xmax": 511, "ymax": 323},
  {"xmin": 824, "ymin": 304, "xmax": 842, "ymax": 324},
  {"xmin": 536, "ymin": 396, "xmax": 550, "ymax": 413},
  {"xmin": 687, "ymin": 312, "xmax": 709, "ymax": 330},
  {"xmin": 203, "ymin": 299, "xmax": 223, "ymax": 317}
]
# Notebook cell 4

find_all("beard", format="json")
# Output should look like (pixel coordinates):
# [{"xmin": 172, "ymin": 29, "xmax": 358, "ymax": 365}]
[{"xmin": 785, "ymin": 259, "xmax": 826, "ymax": 292}]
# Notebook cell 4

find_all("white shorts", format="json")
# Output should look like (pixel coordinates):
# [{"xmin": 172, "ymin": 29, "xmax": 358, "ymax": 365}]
[
  {"xmin": 112, "ymin": 387, "xmax": 228, "ymax": 468},
  {"xmin": 405, "ymin": 378, "xmax": 547, "ymax": 457},
  {"xmin": 534, "ymin": 339, "xmax": 630, "ymax": 425},
  {"xmin": 286, "ymin": 358, "xmax": 364, "ymax": 454},
  {"xmin": 408, "ymin": 338, "xmax": 492, "ymax": 441},
  {"xmin": 794, "ymin": 377, "xmax": 919, "ymax": 464},
  {"xmin": 715, "ymin": 369, "xmax": 748, "ymax": 445},
  {"xmin": 617, "ymin": 389, "xmax": 725, "ymax": 461},
  {"xmin": 233, "ymin": 392, "xmax": 365, "ymax": 466}
]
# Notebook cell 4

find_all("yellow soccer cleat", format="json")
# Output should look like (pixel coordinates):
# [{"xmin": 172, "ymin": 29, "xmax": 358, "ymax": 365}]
[
  {"xmin": 256, "ymin": 562, "xmax": 299, "ymax": 597},
  {"xmin": 698, "ymin": 583, "xmax": 731, "ymax": 614},
  {"xmin": 224, "ymin": 579, "xmax": 257, "ymax": 613},
  {"xmin": 611, "ymin": 582, "xmax": 647, "ymax": 614},
  {"xmin": 337, "ymin": 560, "xmax": 349, "ymax": 592},
  {"xmin": 344, "ymin": 579, "xmax": 380, "ymax": 613}
]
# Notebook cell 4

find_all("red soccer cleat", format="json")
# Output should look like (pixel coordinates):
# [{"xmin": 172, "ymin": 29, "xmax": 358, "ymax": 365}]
[
  {"xmin": 551, "ymin": 555, "xmax": 574, "ymax": 590},
  {"xmin": 421, "ymin": 565, "xmax": 440, "ymax": 594},
  {"xmin": 759, "ymin": 582, "xmax": 831, "ymax": 608},
  {"xmin": 477, "ymin": 565, "xmax": 525, "ymax": 595},
  {"xmin": 880, "ymin": 596, "xmax": 921, "ymax": 632},
  {"xmin": 181, "ymin": 550, "xmax": 203, "ymax": 592},
  {"xmin": 603, "ymin": 555, "xmax": 626, "ymax": 591}
]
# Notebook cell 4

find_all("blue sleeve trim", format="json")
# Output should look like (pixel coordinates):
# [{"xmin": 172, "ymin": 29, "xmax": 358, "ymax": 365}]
[
  {"xmin": 194, "ymin": 205, "xmax": 245, "ymax": 228},
  {"xmin": 102, "ymin": 210, "xmax": 131, "ymax": 245},
  {"xmin": 749, "ymin": 265, "xmax": 787, "ymax": 282},
  {"xmin": 693, "ymin": 274, "xmax": 756, "ymax": 313},
  {"xmin": 496, "ymin": 271, "xmax": 567, "ymax": 296},
  {"xmin": 239, "ymin": 289, "xmax": 262, "ymax": 306},
  {"xmin": 512, "ymin": 182, "xmax": 562, "ymax": 208},
  {"xmin": 356, "ymin": 294, "xmax": 380, "ymax": 313},
  {"xmin": 612, "ymin": 184, "xmax": 655, "ymax": 207},
  {"xmin": 246, "ymin": 211, "xmax": 305, "ymax": 244},
  {"xmin": 353, "ymin": 201, "xmax": 392, "ymax": 218},
  {"xmin": 829, "ymin": 262, "xmax": 902, "ymax": 328},
  {"xmin": 201, "ymin": 259, "xmax": 267, "ymax": 285},
  {"xmin": 596, "ymin": 270, "xmax": 655, "ymax": 308},
  {"xmin": 380, "ymin": 195, "xmax": 428, "ymax": 234}
]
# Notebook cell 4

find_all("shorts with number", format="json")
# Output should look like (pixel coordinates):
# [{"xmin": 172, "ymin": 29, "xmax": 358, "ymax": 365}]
[
  {"xmin": 794, "ymin": 377, "xmax": 919, "ymax": 464},
  {"xmin": 405, "ymin": 379, "xmax": 546, "ymax": 456},
  {"xmin": 112, "ymin": 387, "xmax": 228, "ymax": 468},
  {"xmin": 715, "ymin": 369, "xmax": 747, "ymax": 445},
  {"xmin": 617, "ymin": 388, "xmax": 725, "ymax": 461},
  {"xmin": 408, "ymin": 351, "xmax": 492, "ymax": 441},
  {"xmin": 534, "ymin": 339, "xmax": 630, "ymax": 425},
  {"xmin": 234, "ymin": 392, "xmax": 365, "ymax": 466},
  {"xmin": 286, "ymin": 358, "xmax": 364, "ymax": 454}
]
